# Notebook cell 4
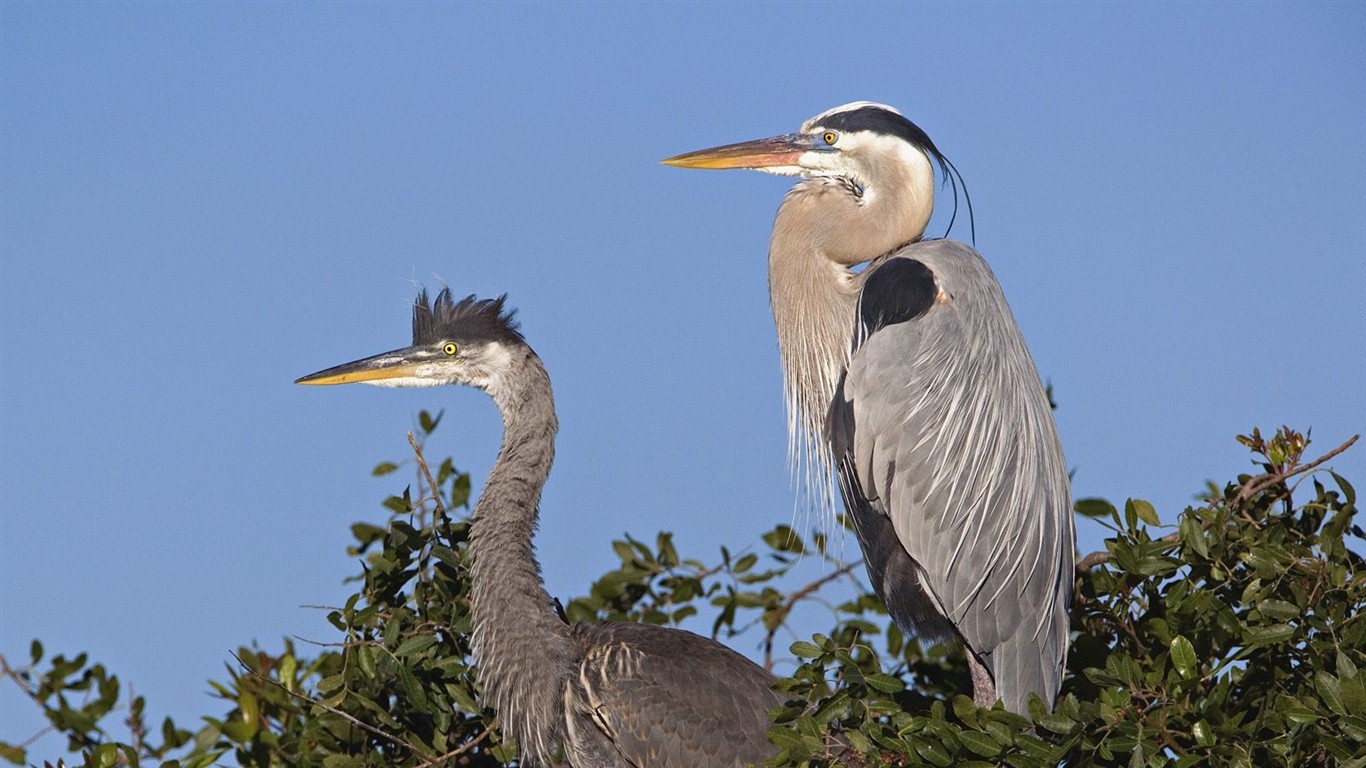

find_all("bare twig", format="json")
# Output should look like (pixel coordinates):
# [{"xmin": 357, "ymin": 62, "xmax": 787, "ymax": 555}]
[
  {"xmin": 416, "ymin": 724, "xmax": 494, "ymax": 767},
  {"xmin": 762, "ymin": 560, "xmax": 862, "ymax": 671},
  {"xmin": 1076, "ymin": 549, "xmax": 1115, "ymax": 573},
  {"xmin": 409, "ymin": 432, "xmax": 447, "ymax": 518},
  {"xmin": 0, "ymin": 652, "xmax": 41, "ymax": 706}
]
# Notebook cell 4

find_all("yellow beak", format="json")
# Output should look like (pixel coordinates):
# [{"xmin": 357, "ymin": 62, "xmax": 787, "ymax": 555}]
[{"xmin": 662, "ymin": 133, "xmax": 819, "ymax": 170}]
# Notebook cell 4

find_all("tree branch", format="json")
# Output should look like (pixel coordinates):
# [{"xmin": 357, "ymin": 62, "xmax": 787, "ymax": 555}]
[
  {"xmin": 1235, "ymin": 433, "xmax": 1358, "ymax": 506},
  {"xmin": 1075, "ymin": 434, "xmax": 1359, "ymax": 574},
  {"xmin": 416, "ymin": 724, "xmax": 494, "ymax": 767},
  {"xmin": 408, "ymin": 432, "xmax": 447, "ymax": 518},
  {"xmin": 762, "ymin": 560, "xmax": 862, "ymax": 671}
]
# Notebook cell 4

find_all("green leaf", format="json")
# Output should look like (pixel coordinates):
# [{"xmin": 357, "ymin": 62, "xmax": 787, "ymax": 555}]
[
  {"xmin": 657, "ymin": 532, "xmax": 679, "ymax": 567},
  {"xmin": 762, "ymin": 525, "xmax": 804, "ymax": 554},
  {"xmin": 356, "ymin": 644, "xmax": 377, "ymax": 679},
  {"xmin": 1038, "ymin": 712, "xmax": 1078, "ymax": 735},
  {"xmin": 1318, "ymin": 670, "xmax": 1347, "ymax": 716},
  {"xmin": 1245, "ymin": 623, "xmax": 1296, "ymax": 646},
  {"xmin": 1127, "ymin": 498, "xmax": 1160, "ymax": 527},
  {"xmin": 765, "ymin": 724, "xmax": 811, "ymax": 752},
  {"xmin": 418, "ymin": 409, "xmax": 442, "ymax": 434},
  {"xmin": 913, "ymin": 739, "xmax": 954, "ymax": 767},
  {"xmin": 372, "ymin": 461, "xmax": 400, "ymax": 476},
  {"xmin": 93, "ymin": 743, "xmax": 119, "ymax": 768},
  {"xmin": 395, "ymin": 634, "xmax": 438, "ymax": 658},
  {"xmin": 1180, "ymin": 515, "xmax": 1208, "ymax": 558},
  {"xmin": 399, "ymin": 666, "xmax": 430, "ymax": 709},
  {"xmin": 865, "ymin": 673, "xmax": 905, "ymax": 693},
  {"xmin": 958, "ymin": 730, "xmax": 1004, "ymax": 757},
  {"xmin": 1339, "ymin": 650, "xmax": 1359, "ymax": 679},
  {"xmin": 450, "ymin": 472, "xmax": 472, "ymax": 508},
  {"xmin": 1191, "ymin": 719, "xmax": 1215, "ymax": 746},
  {"xmin": 0, "ymin": 743, "xmax": 25, "ymax": 766},
  {"xmin": 789, "ymin": 641, "xmax": 823, "ymax": 659},
  {"xmin": 1283, "ymin": 707, "xmax": 1319, "ymax": 725},
  {"xmin": 1257, "ymin": 598, "xmax": 1300, "ymax": 620},
  {"xmin": 1075, "ymin": 498, "xmax": 1117, "ymax": 519},
  {"xmin": 1337, "ymin": 715, "xmax": 1366, "ymax": 742},
  {"xmin": 1170, "ymin": 635, "xmax": 1197, "ymax": 679}
]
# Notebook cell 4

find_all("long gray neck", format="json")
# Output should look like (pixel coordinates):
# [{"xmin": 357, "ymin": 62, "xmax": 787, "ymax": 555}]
[
  {"xmin": 768, "ymin": 185, "xmax": 862, "ymax": 519},
  {"xmin": 467, "ymin": 344, "xmax": 571, "ymax": 765}
]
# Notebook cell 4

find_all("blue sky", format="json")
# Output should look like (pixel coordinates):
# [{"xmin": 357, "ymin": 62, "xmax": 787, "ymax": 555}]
[{"xmin": 2, "ymin": 2, "xmax": 1363, "ymax": 757}]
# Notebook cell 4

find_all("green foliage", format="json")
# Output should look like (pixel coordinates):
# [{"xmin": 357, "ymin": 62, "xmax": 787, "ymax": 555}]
[
  {"xmin": 3, "ymin": 425, "xmax": 1360, "ymax": 768},
  {"xmin": 766, "ymin": 427, "xmax": 1364, "ymax": 768}
]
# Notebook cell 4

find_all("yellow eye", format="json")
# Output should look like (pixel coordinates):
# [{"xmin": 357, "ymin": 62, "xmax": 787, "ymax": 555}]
[
  {"xmin": 442, "ymin": 342, "xmax": 458, "ymax": 356},
  {"xmin": 823, "ymin": 131, "xmax": 838, "ymax": 145}
]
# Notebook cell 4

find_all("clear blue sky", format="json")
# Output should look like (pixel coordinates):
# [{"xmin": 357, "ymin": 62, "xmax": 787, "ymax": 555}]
[{"xmin": 3, "ymin": 2, "xmax": 1363, "ymax": 757}]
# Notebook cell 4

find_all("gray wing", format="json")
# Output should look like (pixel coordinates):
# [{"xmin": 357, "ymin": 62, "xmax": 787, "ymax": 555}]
[
  {"xmin": 828, "ymin": 239, "xmax": 1074, "ymax": 713},
  {"xmin": 563, "ymin": 622, "xmax": 784, "ymax": 768}
]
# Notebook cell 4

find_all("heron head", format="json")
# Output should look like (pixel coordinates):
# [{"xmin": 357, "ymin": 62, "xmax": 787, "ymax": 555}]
[
  {"xmin": 663, "ymin": 102, "xmax": 972, "ymax": 245},
  {"xmin": 662, "ymin": 102, "xmax": 933, "ymax": 179},
  {"xmin": 296, "ymin": 289, "xmax": 523, "ymax": 392}
]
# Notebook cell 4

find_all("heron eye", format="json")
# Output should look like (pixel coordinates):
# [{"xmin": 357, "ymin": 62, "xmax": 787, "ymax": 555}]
[
  {"xmin": 823, "ymin": 131, "xmax": 838, "ymax": 145},
  {"xmin": 442, "ymin": 342, "xmax": 458, "ymax": 356}
]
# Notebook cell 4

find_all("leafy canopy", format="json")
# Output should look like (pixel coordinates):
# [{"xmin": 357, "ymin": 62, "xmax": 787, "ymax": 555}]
[{"xmin": 3, "ymin": 422, "xmax": 1361, "ymax": 768}]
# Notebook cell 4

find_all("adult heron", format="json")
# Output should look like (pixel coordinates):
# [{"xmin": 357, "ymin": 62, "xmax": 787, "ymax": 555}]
[
  {"xmin": 664, "ymin": 102, "xmax": 1074, "ymax": 714},
  {"xmin": 297, "ymin": 289, "xmax": 785, "ymax": 767}
]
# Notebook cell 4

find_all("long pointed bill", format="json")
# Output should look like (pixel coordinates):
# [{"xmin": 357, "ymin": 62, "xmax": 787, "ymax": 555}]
[
  {"xmin": 662, "ymin": 133, "xmax": 820, "ymax": 170},
  {"xmin": 295, "ymin": 348, "xmax": 426, "ymax": 386}
]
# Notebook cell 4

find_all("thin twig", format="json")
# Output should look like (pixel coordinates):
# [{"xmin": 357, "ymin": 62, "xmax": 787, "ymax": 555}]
[
  {"xmin": 0, "ymin": 653, "xmax": 42, "ymax": 706},
  {"xmin": 415, "ymin": 724, "xmax": 494, "ymax": 767},
  {"xmin": 409, "ymin": 432, "xmax": 447, "ymax": 518},
  {"xmin": 762, "ymin": 560, "xmax": 862, "ymax": 671}
]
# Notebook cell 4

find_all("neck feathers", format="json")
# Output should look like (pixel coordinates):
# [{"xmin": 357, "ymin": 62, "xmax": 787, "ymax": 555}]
[
  {"xmin": 468, "ymin": 346, "xmax": 572, "ymax": 765},
  {"xmin": 766, "ymin": 149, "xmax": 935, "ymax": 518},
  {"xmin": 769, "ymin": 194, "xmax": 860, "ymax": 519}
]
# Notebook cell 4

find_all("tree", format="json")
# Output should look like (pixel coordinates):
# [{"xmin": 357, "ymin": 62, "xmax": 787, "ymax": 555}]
[{"xmin": 3, "ymin": 419, "xmax": 1361, "ymax": 768}]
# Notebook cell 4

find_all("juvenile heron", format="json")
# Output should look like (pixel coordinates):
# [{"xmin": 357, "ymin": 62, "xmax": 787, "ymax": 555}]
[
  {"xmin": 297, "ymin": 289, "xmax": 784, "ymax": 767},
  {"xmin": 664, "ymin": 102, "xmax": 1074, "ymax": 714}
]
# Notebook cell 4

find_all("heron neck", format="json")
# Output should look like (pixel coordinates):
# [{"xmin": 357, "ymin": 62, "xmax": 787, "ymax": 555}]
[
  {"xmin": 768, "ymin": 196, "xmax": 861, "ymax": 514},
  {"xmin": 468, "ymin": 346, "xmax": 572, "ymax": 764}
]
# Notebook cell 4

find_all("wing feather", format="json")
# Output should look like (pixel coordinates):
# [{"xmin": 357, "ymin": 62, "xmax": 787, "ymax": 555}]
[
  {"xmin": 830, "ymin": 240, "xmax": 1074, "ymax": 713},
  {"xmin": 564, "ymin": 623, "xmax": 784, "ymax": 768}
]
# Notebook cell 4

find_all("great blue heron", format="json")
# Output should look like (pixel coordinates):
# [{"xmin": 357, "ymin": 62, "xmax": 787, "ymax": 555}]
[
  {"xmin": 297, "ymin": 289, "xmax": 785, "ymax": 767},
  {"xmin": 663, "ymin": 102, "xmax": 1074, "ymax": 714}
]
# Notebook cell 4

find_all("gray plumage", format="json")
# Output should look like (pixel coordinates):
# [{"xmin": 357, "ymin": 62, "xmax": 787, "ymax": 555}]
[
  {"xmin": 829, "ymin": 242, "xmax": 1072, "ymax": 714},
  {"xmin": 665, "ymin": 102, "xmax": 1075, "ymax": 714},
  {"xmin": 297, "ymin": 289, "xmax": 783, "ymax": 768}
]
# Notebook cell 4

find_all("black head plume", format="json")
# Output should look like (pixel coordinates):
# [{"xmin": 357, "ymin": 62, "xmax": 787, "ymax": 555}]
[
  {"xmin": 412, "ymin": 288, "xmax": 524, "ymax": 347},
  {"xmin": 816, "ymin": 103, "xmax": 975, "ymax": 244}
]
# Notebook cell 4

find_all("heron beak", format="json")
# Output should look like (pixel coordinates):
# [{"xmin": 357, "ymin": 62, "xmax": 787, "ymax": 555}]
[
  {"xmin": 662, "ymin": 133, "xmax": 822, "ymax": 170},
  {"xmin": 295, "ymin": 348, "xmax": 426, "ymax": 386}
]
